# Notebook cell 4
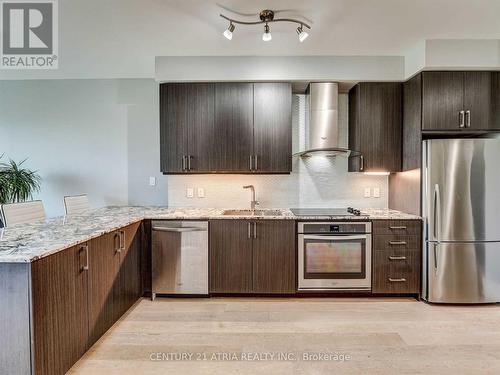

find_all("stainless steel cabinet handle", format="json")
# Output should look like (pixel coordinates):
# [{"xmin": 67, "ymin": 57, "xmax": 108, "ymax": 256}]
[
  {"xmin": 388, "ymin": 278, "xmax": 406, "ymax": 283},
  {"xmin": 388, "ymin": 241, "xmax": 407, "ymax": 245},
  {"xmin": 114, "ymin": 232, "xmax": 121, "ymax": 253},
  {"xmin": 249, "ymin": 155, "xmax": 253, "ymax": 171},
  {"xmin": 388, "ymin": 256, "xmax": 407, "ymax": 261},
  {"xmin": 81, "ymin": 244, "xmax": 89, "ymax": 271},
  {"xmin": 465, "ymin": 110, "xmax": 471, "ymax": 128},
  {"xmin": 253, "ymin": 222, "xmax": 257, "ymax": 239},
  {"xmin": 152, "ymin": 226, "xmax": 207, "ymax": 233},
  {"xmin": 120, "ymin": 230, "xmax": 125, "ymax": 250},
  {"xmin": 254, "ymin": 155, "xmax": 258, "ymax": 171},
  {"xmin": 248, "ymin": 222, "xmax": 251, "ymax": 238},
  {"xmin": 360, "ymin": 155, "xmax": 364, "ymax": 171},
  {"xmin": 182, "ymin": 155, "xmax": 187, "ymax": 171},
  {"xmin": 389, "ymin": 226, "xmax": 407, "ymax": 230},
  {"xmin": 188, "ymin": 155, "xmax": 193, "ymax": 171},
  {"xmin": 459, "ymin": 110, "xmax": 465, "ymax": 128}
]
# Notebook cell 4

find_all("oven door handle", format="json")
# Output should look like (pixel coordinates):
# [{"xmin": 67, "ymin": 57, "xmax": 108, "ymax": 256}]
[{"xmin": 302, "ymin": 235, "xmax": 368, "ymax": 241}]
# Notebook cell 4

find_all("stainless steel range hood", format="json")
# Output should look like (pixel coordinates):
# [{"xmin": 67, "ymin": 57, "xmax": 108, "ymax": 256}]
[{"xmin": 294, "ymin": 82, "xmax": 356, "ymax": 157}]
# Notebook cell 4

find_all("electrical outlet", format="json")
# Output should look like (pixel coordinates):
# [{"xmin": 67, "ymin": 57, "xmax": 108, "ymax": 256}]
[
  {"xmin": 197, "ymin": 187, "xmax": 205, "ymax": 198},
  {"xmin": 186, "ymin": 187, "xmax": 194, "ymax": 198},
  {"xmin": 373, "ymin": 187, "xmax": 380, "ymax": 198},
  {"xmin": 149, "ymin": 177, "xmax": 156, "ymax": 186},
  {"xmin": 364, "ymin": 187, "xmax": 371, "ymax": 198}
]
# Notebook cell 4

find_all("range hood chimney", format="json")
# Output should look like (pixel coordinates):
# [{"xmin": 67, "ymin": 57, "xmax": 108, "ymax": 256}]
[{"xmin": 294, "ymin": 82, "xmax": 355, "ymax": 157}]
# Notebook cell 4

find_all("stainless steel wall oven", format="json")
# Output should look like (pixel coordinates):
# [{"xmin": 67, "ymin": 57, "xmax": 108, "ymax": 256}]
[{"xmin": 298, "ymin": 222, "xmax": 372, "ymax": 291}]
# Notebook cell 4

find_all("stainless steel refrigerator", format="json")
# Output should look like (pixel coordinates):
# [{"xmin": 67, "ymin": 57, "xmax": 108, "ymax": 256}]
[{"xmin": 422, "ymin": 138, "xmax": 500, "ymax": 303}]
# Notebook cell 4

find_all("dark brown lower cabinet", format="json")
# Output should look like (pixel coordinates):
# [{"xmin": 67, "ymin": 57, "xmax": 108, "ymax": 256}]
[
  {"xmin": 252, "ymin": 220, "xmax": 296, "ymax": 293},
  {"xmin": 31, "ymin": 244, "xmax": 89, "ymax": 375},
  {"xmin": 117, "ymin": 222, "xmax": 142, "ymax": 317},
  {"xmin": 29, "ymin": 222, "xmax": 143, "ymax": 375},
  {"xmin": 87, "ymin": 230, "xmax": 121, "ymax": 346},
  {"xmin": 210, "ymin": 220, "xmax": 296, "ymax": 294},
  {"xmin": 210, "ymin": 220, "xmax": 253, "ymax": 293},
  {"xmin": 371, "ymin": 220, "xmax": 421, "ymax": 295}
]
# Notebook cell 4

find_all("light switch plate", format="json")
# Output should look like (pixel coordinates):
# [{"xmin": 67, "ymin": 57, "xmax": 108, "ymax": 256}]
[
  {"xmin": 364, "ymin": 187, "xmax": 371, "ymax": 198},
  {"xmin": 186, "ymin": 188, "xmax": 194, "ymax": 198},
  {"xmin": 373, "ymin": 187, "xmax": 380, "ymax": 198},
  {"xmin": 197, "ymin": 187, "xmax": 205, "ymax": 198},
  {"xmin": 149, "ymin": 177, "xmax": 156, "ymax": 186}
]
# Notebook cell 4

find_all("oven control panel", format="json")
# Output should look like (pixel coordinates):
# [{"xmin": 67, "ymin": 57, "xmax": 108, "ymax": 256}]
[{"xmin": 299, "ymin": 222, "xmax": 371, "ymax": 234}]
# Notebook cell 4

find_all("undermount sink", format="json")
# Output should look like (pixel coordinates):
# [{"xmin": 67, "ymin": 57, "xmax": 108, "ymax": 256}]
[{"xmin": 222, "ymin": 209, "xmax": 282, "ymax": 217}]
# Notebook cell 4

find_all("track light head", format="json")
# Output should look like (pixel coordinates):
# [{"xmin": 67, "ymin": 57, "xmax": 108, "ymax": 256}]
[
  {"xmin": 297, "ymin": 25, "xmax": 309, "ymax": 42},
  {"xmin": 223, "ymin": 22, "xmax": 235, "ymax": 40},
  {"xmin": 262, "ymin": 23, "xmax": 272, "ymax": 42}
]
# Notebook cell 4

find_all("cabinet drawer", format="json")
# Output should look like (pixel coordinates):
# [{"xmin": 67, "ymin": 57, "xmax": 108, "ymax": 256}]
[
  {"xmin": 372, "ymin": 220, "xmax": 421, "ymax": 235},
  {"xmin": 373, "ymin": 235, "xmax": 420, "ymax": 251},
  {"xmin": 372, "ymin": 250, "xmax": 420, "ymax": 294}
]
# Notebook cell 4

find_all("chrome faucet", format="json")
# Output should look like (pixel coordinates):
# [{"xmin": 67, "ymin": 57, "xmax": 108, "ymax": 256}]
[{"xmin": 243, "ymin": 185, "xmax": 260, "ymax": 211}]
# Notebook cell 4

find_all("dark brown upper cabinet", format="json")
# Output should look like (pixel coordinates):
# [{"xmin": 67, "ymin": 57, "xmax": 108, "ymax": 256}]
[
  {"xmin": 402, "ymin": 74, "xmax": 423, "ymax": 171},
  {"xmin": 348, "ymin": 82, "xmax": 402, "ymax": 173},
  {"xmin": 253, "ymin": 83, "xmax": 292, "ymax": 173},
  {"xmin": 422, "ymin": 71, "xmax": 500, "ymax": 131},
  {"xmin": 159, "ymin": 82, "xmax": 292, "ymax": 174},
  {"xmin": 160, "ymin": 83, "xmax": 215, "ymax": 173},
  {"xmin": 213, "ymin": 83, "xmax": 254, "ymax": 172}
]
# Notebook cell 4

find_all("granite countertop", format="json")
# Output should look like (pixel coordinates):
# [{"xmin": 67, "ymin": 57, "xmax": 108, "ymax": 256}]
[{"xmin": 0, "ymin": 206, "xmax": 420, "ymax": 263}]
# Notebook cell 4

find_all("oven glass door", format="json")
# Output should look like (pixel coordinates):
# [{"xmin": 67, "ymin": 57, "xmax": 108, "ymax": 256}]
[{"xmin": 303, "ymin": 235, "xmax": 367, "ymax": 280}]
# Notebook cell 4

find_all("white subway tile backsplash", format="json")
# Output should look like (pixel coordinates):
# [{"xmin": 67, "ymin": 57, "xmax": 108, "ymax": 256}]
[{"xmin": 167, "ymin": 93, "xmax": 388, "ymax": 209}]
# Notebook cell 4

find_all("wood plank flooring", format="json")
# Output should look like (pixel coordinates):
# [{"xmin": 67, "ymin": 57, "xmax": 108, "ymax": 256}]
[{"xmin": 69, "ymin": 297, "xmax": 500, "ymax": 375}]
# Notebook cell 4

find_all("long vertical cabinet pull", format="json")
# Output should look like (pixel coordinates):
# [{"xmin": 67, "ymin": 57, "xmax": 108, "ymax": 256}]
[
  {"xmin": 465, "ymin": 110, "xmax": 471, "ymax": 128},
  {"xmin": 254, "ymin": 155, "xmax": 258, "ymax": 171},
  {"xmin": 81, "ymin": 244, "xmax": 89, "ymax": 271},
  {"xmin": 459, "ymin": 110, "xmax": 465, "ymax": 128},
  {"xmin": 359, "ymin": 155, "xmax": 364, "ymax": 171},
  {"xmin": 120, "ymin": 230, "xmax": 125, "ymax": 251},
  {"xmin": 247, "ymin": 222, "xmax": 252, "ymax": 239},
  {"xmin": 188, "ymin": 155, "xmax": 193, "ymax": 171},
  {"xmin": 182, "ymin": 156, "xmax": 187, "ymax": 171},
  {"xmin": 253, "ymin": 222, "xmax": 257, "ymax": 239},
  {"xmin": 249, "ymin": 155, "xmax": 253, "ymax": 171}
]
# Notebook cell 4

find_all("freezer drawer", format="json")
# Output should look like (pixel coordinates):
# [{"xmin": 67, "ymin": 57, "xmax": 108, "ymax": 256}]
[
  {"xmin": 424, "ymin": 241, "xmax": 500, "ymax": 303},
  {"xmin": 152, "ymin": 221, "xmax": 208, "ymax": 296}
]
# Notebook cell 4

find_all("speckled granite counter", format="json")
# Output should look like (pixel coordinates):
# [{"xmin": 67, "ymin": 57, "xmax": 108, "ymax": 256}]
[{"xmin": 0, "ymin": 206, "xmax": 420, "ymax": 263}]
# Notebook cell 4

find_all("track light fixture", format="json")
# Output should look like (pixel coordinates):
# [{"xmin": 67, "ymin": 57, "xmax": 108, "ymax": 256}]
[
  {"xmin": 296, "ymin": 25, "xmax": 309, "ymax": 42},
  {"xmin": 220, "ymin": 9, "xmax": 311, "ymax": 42},
  {"xmin": 262, "ymin": 23, "xmax": 272, "ymax": 42},
  {"xmin": 223, "ymin": 22, "xmax": 235, "ymax": 40}
]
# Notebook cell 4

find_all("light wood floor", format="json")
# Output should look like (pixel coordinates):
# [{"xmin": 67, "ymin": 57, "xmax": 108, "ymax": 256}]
[{"xmin": 69, "ymin": 297, "xmax": 500, "ymax": 375}]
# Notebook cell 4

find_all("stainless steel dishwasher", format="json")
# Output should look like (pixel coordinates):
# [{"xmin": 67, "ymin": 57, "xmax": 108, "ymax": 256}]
[{"xmin": 151, "ymin": 221, "xmax": 208, "ymax": 299}]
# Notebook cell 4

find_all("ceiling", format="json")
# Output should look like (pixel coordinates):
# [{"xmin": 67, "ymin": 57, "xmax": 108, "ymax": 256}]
[{"xmin": 2, "ymin": 0, "xmax": 500, "ymax": 79}]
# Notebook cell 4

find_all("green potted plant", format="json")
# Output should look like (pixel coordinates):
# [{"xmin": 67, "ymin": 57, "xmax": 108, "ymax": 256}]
[{"xmin": 0, "ymin": 154, "xmax": 41, "ymax": 227}]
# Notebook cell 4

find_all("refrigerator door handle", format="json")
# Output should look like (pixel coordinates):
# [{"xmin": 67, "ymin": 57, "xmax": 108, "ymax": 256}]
[
  {"xmin": 433, "ymin": 243, "xmax": 439, "ymax": 273},
  {"xmin": 433, "ymin": 184, "xmax": 441, "ymax": 242}
]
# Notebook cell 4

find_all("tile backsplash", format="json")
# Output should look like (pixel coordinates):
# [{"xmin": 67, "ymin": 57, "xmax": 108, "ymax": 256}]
[{"xmin": 167, "ymin": 94, "xmax": 388, "ymax": 209}]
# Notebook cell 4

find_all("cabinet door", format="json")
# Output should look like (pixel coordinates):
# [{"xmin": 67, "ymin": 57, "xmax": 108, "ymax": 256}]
[
  {"xmin": 210, "ymin": 220, "xmax": 253, "ymax": 293},
  {"xmin": 214, "ymin": 83, "xmax": 254, "ymax": 172},
  {"xmin": 422, "ymin": 72, "xmax": 464, "ymax": 130},
  {"xmin": 117, "ymin": 222, "xmax": 141, "ymax": 317},
  {"xmin": 31, "ymin": 245, "xmax": 89, "ymax": 375},
  {"xmin": 253, "ymin": 83, "xmax": 292, "ymax": 173},
  {"xmin": 402, "ymin": 74, "xmax": 422, "ymax": 170},
  {"xmin": 349, "ymin": 83, "xmax": 402, "ymax": 172},
  {"xmin": 464, "ymin": 71, "xmax": 500, "ymax": 130},
  {"xmin": 160, "ymin": 83, "xmax": 189, "ymax": 173},
  {"xmin": 87, "ymin": 231, "xmax": 121, "ymax": 346},
  {"xmin": 185, "ymin": 83, "xmax": 215, "ymax": 172},
  {"xmin": 252, "ymin": 221, "xmax": 296, "ymax": 293}
]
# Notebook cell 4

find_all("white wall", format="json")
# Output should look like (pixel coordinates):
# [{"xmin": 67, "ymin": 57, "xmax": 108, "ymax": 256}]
[
  {"xmin": 167, "ymin": 94, "xmax": 388, "ymax": 209},
  {"xmin": 0, "ymin": 79, "xmax": 166, "ymax": 217}
]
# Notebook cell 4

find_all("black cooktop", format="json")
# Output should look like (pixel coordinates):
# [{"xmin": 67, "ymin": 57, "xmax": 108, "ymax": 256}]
[{"xmin": 290, "ymin": 207, "xmax": 361, "ymax": 217}]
